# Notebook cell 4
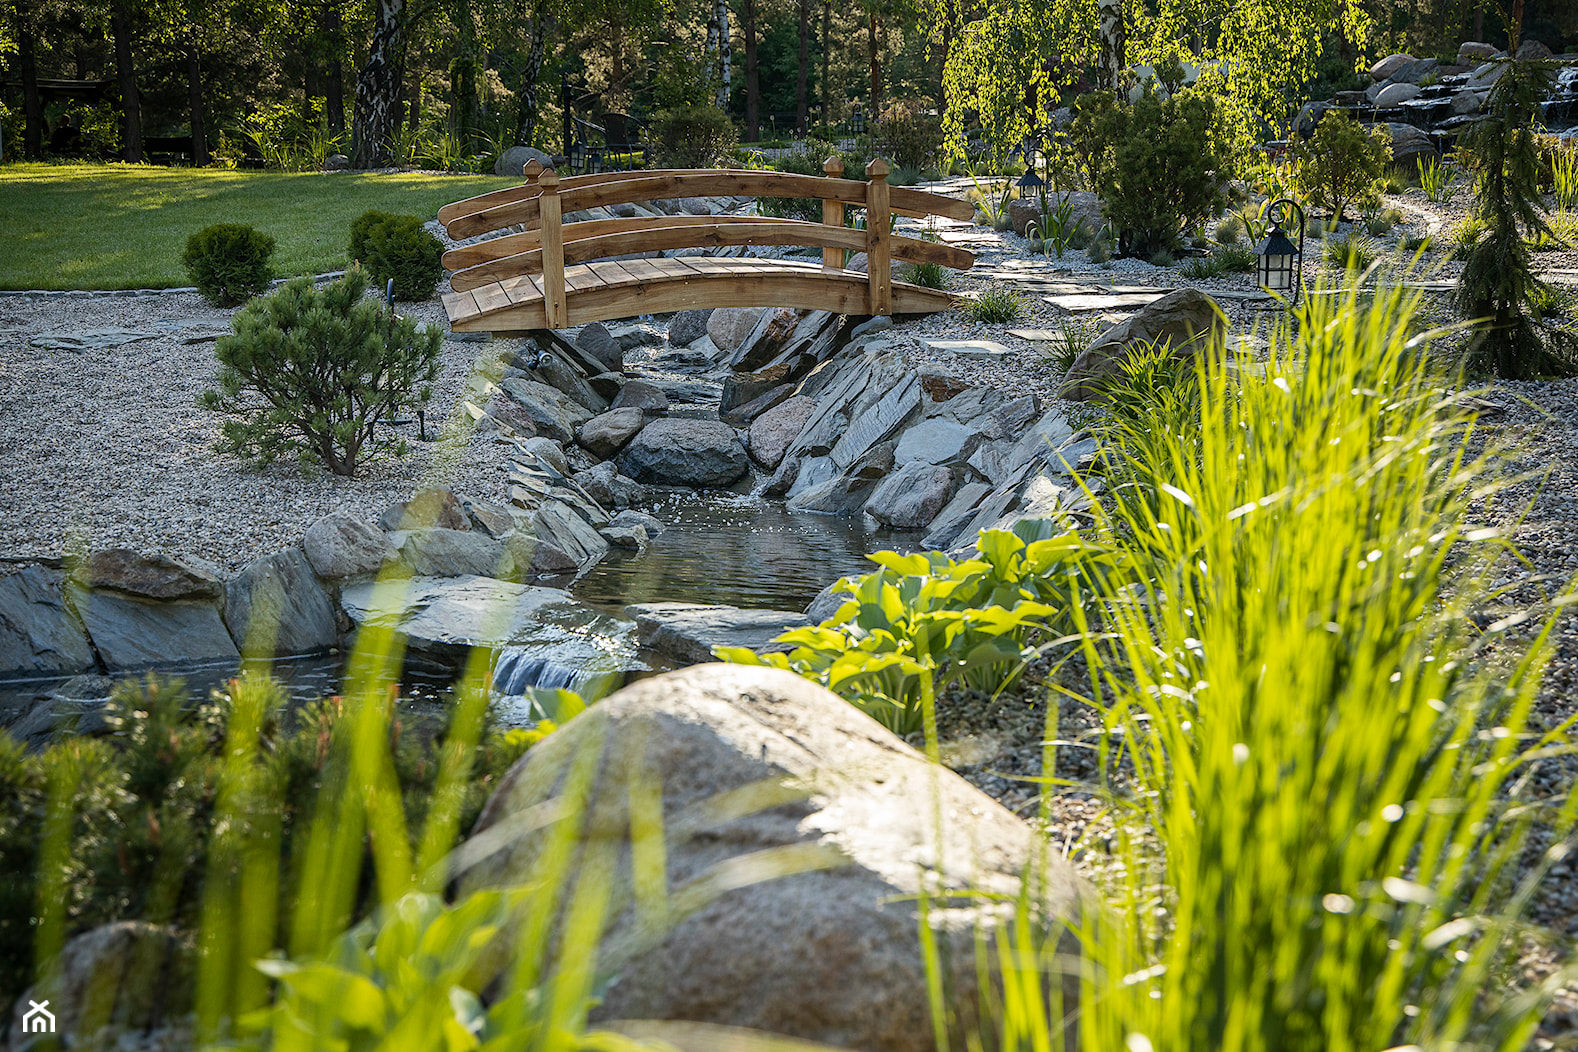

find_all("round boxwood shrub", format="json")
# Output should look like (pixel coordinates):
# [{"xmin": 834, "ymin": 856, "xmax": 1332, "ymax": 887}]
[
  {"xmin": 183, "ymin": 223, "xmax": 276, "ymax": 307},
  {"xmin": 350, "ymin": 211, "xmax": 444, "ymax": 301}
]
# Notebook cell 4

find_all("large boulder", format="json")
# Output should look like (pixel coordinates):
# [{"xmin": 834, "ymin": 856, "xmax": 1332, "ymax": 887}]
[
  {"xmin": 610, "ymin": 379, "xmax": 670, "ymax": 414},
  {"xmin": 619, "ymin": 419, "xmax": 749, "ymax": 487},
  {"xmin": 379, "ymin": 488, "xmax": 471, "ymax": 532},
  {"xmin": 573, "ymin": 462, "xmax": 649, "ymax": 510},
  {"xmin": 1384, "ymin": 122, "xmax": 1437, "ymax": 168},
  {"xmin": 7, "ymin": 922, "xmax": 193, "ymax": 1051},
  {"xmin": 707, "ymin": 307, "xmax": 768, "ymax": 353},
  {"xmin": 534, "ymin": 350, "xmax": 610, "ymax": 414},
  {"xmin": 530, "ymin": 500, "xmax": 611, "ymax": 570},
  {"xmin": 574, "ymin": 322, "xmax": 624, "ymax": 374},
  {"xmin": 577, "ymin": 407, "xmax": 647, "ymax": 458},
  {"xmin": 223, "ymin": 548, "xmax": 339, "ymax": 657},
  {"xmin": 390, "ymin": 528, "xmax": 515, "ymax": 579},
  {"xmin": 1370, "ymin": 52, "xmax": 1416, "ymax": 81},
  {"xmin": 70, "ymin": 590, "xmax": 239, "ymax": 673},
  {"xmin": 494, "ymin": 144, "xmax": 554, "ymax": 177},
  {"xmin": 0, "ymin": 566, "xmax": 96, "ymax": 676},
  {"xmin": 747, "ymin": 395, "xmax": 817, "ymax": 470},
  {"xmin": 1457, "ymin": 41, "xmax": 1499, "ymax": 64},
  {"xmin": 303, "ymin": 512, "xmax": 394, "ymax": 578},
  {"xmin": 864, "ymin": 460, "xmax": 959, "ymax": 529},
  {"xmin": 1374, "ymin": 82, "xmax": 1422, "ymax": 107},
  {"xmin": 1008, "ymin": 190, "xmax": 1104, "ymax": 238},
  {"xmin": 627, "ymin": 603, "xmax": 810, "ymax": 664},
  {"xmin": 1058, "ymin": 288, "xmax": 1226, "ymax": 402},
  {"xmin": 1451, "ymin": 90, "xmax": 1486, "ymax": 115},
  {"xmin": 498, "ymin": 377, "xmax": 595, "ymax": 444},
  {"xmin": 79, "ymin": 549, "xmax": 222, "ymax": 601},
  {"xmin": 1515, "ymin": 39, "xmax": 1553, "ymax": 61},
  {"xmin": 668, "ymin": 308, "xmax": 714, "ymax": 348},
  {"xmin": 461, "ymin": 664, "xmax": 1088, "ymax": 1052}
]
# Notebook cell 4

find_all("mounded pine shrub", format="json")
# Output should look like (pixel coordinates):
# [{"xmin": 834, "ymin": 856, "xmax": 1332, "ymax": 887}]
[
  {"xmin": 200, "ymin": 268, "xmax": 442, "ymax": 476},
  {"xmin": 183, "ymin": 223, "xmax": 276, "ymax": 307}
]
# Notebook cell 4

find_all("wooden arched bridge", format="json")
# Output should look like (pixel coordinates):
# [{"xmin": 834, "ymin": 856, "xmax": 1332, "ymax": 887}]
[{"xmin": 438, "ymin": 158, "xmax": 976, "ymax": 334}]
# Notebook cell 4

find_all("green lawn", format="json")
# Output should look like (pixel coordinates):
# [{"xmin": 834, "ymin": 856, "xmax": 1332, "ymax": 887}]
[{"xmin": 0, "ymin": 163, "xmax": 515, "ymax": 290}]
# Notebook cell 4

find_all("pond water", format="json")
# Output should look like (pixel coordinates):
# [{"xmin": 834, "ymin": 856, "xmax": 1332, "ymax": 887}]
[{"xmin": 0, "ymin": 496, "xmax": 918, "ymax": 735}]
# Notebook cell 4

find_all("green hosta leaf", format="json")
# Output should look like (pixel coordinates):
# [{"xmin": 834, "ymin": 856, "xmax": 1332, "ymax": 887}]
[{"xmin": 868, "ymin": 551, "xmax": 935, "ymax": 576}]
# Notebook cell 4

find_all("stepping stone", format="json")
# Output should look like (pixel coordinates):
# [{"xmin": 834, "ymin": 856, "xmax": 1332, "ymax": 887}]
[
  {"xmin": 1007, "ymin": 329, "xmax": 1068, "ymax": 342},
  {"xmin": 1045, "ymin": 292, "xmax": 1168, "ymax": 312},
  {"xmin": 29, "ymin": 328, "xmax": 160, "ymax": 352},
  {"xmin": 924, "ymin": 339, "xmax": 1013, "ymax": 359}
]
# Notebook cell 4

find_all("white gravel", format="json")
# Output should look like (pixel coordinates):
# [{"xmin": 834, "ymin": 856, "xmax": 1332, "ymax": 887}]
[{"xmin": 0, "ymin": 291, "xmax": 514, "ymax": 574}]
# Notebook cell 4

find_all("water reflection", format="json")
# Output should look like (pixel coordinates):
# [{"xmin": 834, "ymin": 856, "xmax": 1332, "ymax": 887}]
[{"xmin": 574, "ymin": 492, "xmax": 919, "ymax": 613}]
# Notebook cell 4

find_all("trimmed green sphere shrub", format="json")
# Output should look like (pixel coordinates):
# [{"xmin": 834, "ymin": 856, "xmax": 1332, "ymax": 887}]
[
  {"xmin": 365, "ymin": 215, "xmax": 445, "ymax": 301},
  {"xmin": 347, "ymin": 208, "xmax": 399, "ymax": 263},
  {"xmin": 200, "ymin": 268, "xmax": 442, "ymax": 476},
  {"xmin": 183, "ymin": 223, "xmax": 276, "ymax": 307}
]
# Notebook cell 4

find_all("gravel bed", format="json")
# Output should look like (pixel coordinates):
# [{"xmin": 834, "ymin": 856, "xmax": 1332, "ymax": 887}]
[{"xmin": 0, "ymin": 292, "xmax": 513, "ymax": 574}]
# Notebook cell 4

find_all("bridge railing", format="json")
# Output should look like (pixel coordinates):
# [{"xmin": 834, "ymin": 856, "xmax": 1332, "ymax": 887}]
[{"xmin": 437, "ymin": 158, "xmax": 975, "ymax": 326}]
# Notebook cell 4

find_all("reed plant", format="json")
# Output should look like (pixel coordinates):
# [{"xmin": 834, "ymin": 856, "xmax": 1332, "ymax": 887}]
[{"xmin": 952, "ymin": 274, "xmax": 1578, "ymax": 1050}]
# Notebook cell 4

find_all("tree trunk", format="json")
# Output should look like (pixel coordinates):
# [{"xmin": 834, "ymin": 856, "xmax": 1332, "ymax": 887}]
[
  {"xmin": 868, "ymin": 11, "xmax": 881, "ymax": 118},
  {"xmin": 1095, "ymin": 0, "xmax": 1126, "ymax": 93},
  {"xmin": 514, "ymin": 6, "xmax": 548, "ymax": 147},
  {"xmin": 19, "ymin": 16, "xmax": 43, "ymax": 160},
  {"xmin": 821, "ymin": 0, "xmax": 831, "ymax": 123},
  {"xmin": 742, "ymin": 0, "xmax": 759, "ymax": 140},
  {"xmin": 325, "ymin": 2, "xmax": 345, "ymax": 135},
  {"xmin": 714, "ymin": 0, "xmax": 732, "ymax": 110},
  {"xmin": 1473, "ymin": 1, "xmax": 1483, "ymax": 42},
  {"xmin": 187, "ymin": 44, "xmax": 209, "ymax": 165},
  {"xmin": 1510, "ymin": 0, "xmax": 1523, "ymax": 48},
  {"xmin": 408, "ymin": 72, "xmax": 421, "ymax": 135},
  {"xmin": 795, "ymin": 0, "xmax": 809, "ymax": 132},
  {"xmin": 350, "ymin": 0, "xmax": 407, "ymax": 168},
  {"xmin": 110, "ymin": 0, "xmax": 143, "ymax": 162}
]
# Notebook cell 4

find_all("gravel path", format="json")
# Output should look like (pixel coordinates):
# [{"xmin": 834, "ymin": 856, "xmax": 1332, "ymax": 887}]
[{"xmin": 0, "ymin": 292, "xmax": 513, "ymax": 574}]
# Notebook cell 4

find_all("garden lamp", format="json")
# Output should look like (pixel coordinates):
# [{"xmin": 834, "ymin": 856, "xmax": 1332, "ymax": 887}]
[
  {"xmin": 1017, "ymin": 169, "xmax": 1044, "ymax": 192},
  {"xmin": 851, "ymin": 106, "xmax": 867, "ymax": 134},
  {"xmin": 1255, "ymin": 198, "xmax": 1306, "ymax": 304}
]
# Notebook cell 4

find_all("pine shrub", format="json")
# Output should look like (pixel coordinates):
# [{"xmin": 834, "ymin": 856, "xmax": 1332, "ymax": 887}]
[
  {"xmin": 1455, "ymin": 60, "xmax": 1577, "ymax": 378},
  {"xmin": 183, "ymin": 223, "xmax": 276, "ymax": 307},
  {"xmin": 1296, "ymin": 110, "xmax": 1390, "ymax": 224},
  {"xmin": 347, "ymin": 208, "xmax": 398, "ymax": 263},
  {"xmin": 200, "ymin": 269, "xmax": 442, "ymax": 476},
  {"xmin": 650, "ymin": 105, "xmax": 738, "ymax": 169},
  {"xmin": 1072, "ymin": 88, "xmax": 1228, "ymax": 259}
]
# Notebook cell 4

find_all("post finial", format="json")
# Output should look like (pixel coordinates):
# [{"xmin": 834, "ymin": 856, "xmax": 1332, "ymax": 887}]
[
  {"xmin": 538, "ymin": 168, "xmax": 560, "ymax": 188},
  {"xmin": 522, "ymin": 158, "xmax": 544, "ymax": 181},
  {"xmin": 865, "ymin": 157, "xmax": 890, "ymax": 180},
  {"xmin": 823, "ymin": 155, "xmax": 844, "ymax": 177}
]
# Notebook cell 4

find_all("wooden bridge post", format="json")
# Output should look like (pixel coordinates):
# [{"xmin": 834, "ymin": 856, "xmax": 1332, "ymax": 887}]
[
  {"xmin": 865, "ymin": 157, "xmax": 892, "ymax": 317},
  {"xmin": 521, "ymin": 157, "xmax": 544, "ymax": 183},
  {"xmin": 821, "ymin": 155, "xmax": 845, "ymax": 271},
  {"xmin": 538, "ymin": 169, "xmax": 567, "ymax": 328}
]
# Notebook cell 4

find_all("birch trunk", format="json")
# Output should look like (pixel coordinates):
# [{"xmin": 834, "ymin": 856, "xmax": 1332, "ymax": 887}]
[
  {"xmin": 350, "ymin": 0, "xmax": 407, "ymax": 168},
  {"xmin": 515, "ymin": 6, "xmax": 548, "ymax": 147},
  {"xmin": 1095, "ymin": 0, "xmax": 1126, "ymax": 94}
]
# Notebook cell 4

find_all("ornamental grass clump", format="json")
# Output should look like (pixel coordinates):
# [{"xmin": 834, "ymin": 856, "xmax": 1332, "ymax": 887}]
[
  {"xmin": 919, "ymin": 273, "xmax": 1578, "ymax": 1051},
  {"xmin": 200, "ymin": 268, "xmax": 441, "ymax": 476}
]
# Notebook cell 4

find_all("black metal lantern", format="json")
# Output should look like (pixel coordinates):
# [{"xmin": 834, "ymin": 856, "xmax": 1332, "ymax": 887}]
[
  {"xmin": 850, "ymin": 105, "xmax": 867, "ymax": 134},
  {"xmin": 1017, "ymin": 168, "xmax": 1044, "ymax": 192},
  {"xmin": 1255, "ymin": 198, "xmax": 1306, "ymax": 304}
]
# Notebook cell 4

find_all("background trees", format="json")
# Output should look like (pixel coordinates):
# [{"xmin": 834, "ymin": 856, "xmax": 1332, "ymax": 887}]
[{"xmin": 1, "ymin": 0, "xmax": 1573, "ymax": 167}]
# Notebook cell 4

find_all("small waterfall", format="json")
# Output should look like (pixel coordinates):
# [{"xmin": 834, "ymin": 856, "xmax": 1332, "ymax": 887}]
[{"xmin": 492, "ymin": 647, "xmax": 627, "ymax": 704}]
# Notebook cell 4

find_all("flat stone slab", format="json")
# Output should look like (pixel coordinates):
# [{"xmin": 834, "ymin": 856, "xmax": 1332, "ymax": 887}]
[
  {"xmin": 29, "ymin": 328, "xmax": 162, "ymax": 352},
  {"xmin": 1045, "ymin": 292, "xmax": 1169, "ymax": 312},
  {"xmin": 627, "ymin": 602, "xmax": 810, "ymax": 665},
  {"xmin": 924, "ymin": 339, "xmax": 1013, "ymax": 359}
]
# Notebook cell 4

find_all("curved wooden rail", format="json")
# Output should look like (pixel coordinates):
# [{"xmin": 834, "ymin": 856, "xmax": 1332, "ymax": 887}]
[
  {"xmin": 447, "ymin": 216, "xmax": 972, "ymax": 293},
  {"xmin": 439, "ymin": 158, "xmax": 973, "ymax": 331},
  {"xmin": 441, "ymin": 166, "xmax": 974, "ymax": 240},
  {"xmin": 444, "ymin": 258, "xmax": 956, "ymax": 333}
]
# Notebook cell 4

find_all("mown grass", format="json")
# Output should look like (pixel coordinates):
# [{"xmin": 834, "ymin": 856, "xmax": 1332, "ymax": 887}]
[{"xmin": 0, "ymin": 163, "xmax": 513, "ymax": 290}]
